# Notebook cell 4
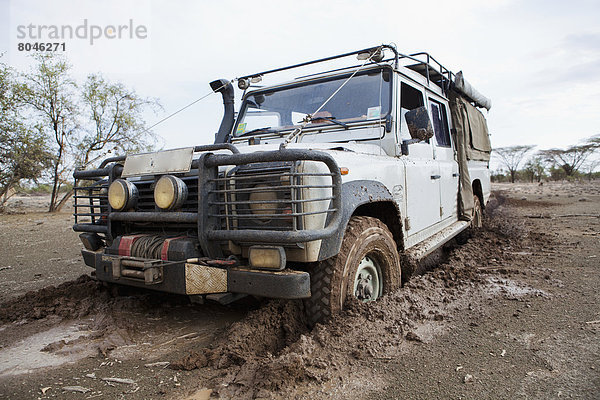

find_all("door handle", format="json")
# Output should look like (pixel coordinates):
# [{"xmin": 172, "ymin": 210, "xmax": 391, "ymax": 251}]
[
  {"xmin": 430, "ymin": 175, "xmax": 441, "ymax": 180},
  {"xmin": 452, "ymin": 173, "xmax": 459, "ymax": 177}
]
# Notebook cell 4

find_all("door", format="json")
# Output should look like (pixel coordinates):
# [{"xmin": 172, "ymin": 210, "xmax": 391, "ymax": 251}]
[
  {"xmin": 400, "ymin": 82, "xmax": 441, "ymax": 234},
  {"xmin": 429, "ymin": 98, "xmax": 459, "ymax": 221}
]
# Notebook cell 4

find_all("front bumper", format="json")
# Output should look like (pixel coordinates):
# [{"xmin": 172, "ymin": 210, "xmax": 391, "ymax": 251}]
[{"xmin": 82, "ymin": 249, "xmax": 311, "ymax": 299}]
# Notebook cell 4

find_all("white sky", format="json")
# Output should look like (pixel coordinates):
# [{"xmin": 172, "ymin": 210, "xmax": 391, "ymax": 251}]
[{"xmin": 1, "ymin": 0, "xmax": 599, "ymax": 156}]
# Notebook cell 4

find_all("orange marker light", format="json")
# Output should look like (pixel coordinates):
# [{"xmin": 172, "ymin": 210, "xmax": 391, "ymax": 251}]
[{"xmin": 340, "ymin": 167, "xmax": 349, "ymax": 175}]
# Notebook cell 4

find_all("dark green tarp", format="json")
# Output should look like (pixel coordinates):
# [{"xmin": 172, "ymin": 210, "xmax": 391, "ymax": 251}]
[{"xmin": 448, "ymin": 92, "xmax": 491, "ymax": 221}]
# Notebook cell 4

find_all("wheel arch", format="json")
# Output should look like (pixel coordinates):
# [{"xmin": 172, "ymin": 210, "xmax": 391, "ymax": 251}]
[
  {"xmin": 306, "ymin": 215, "xmax": 402, "ymax": 326},
  {"xmin": 352, "ymin": 201, "xmax": 404, "ymax": 253},
  {"xmin": 317, "ymin": 180, "xmax": 404, "ymax": 260}
]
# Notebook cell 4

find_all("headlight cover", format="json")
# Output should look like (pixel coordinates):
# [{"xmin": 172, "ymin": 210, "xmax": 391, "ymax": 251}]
[
  {"xmin": 108, "ymin": 179, "xmax": 138, "ymax": 211},
  {"xmin": 154, "ymin": 175, "xmax": 188, "ymax": 210},
  {"xmin": 248, "ymin": 184, "xmax": 278, "ymax": 218}
]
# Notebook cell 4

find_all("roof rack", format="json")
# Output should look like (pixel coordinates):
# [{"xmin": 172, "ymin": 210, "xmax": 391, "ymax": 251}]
[
  {"xmin": 399, "ymin": 51, "xmax": 491, "ymax": 110},
  {"xmin": 402, "ymin": 52, "xmax": 455, "ymax": 93},
  {"xmin": 236, "ymin": 44, "xmax": 491, "ymax": 110},
  {"xmin": 237, "ymin": 45, "xmax": 400, "ymax": 82}
]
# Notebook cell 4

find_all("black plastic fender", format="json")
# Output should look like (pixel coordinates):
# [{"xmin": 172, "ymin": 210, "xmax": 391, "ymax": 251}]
[{"xmin": 317, "ymin": 180, "xmax": 399, "ymax": 260}]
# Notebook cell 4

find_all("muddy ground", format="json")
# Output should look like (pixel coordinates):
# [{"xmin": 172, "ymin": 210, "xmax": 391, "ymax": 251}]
[{"xmin": 0, "ymin": 182, "xmax": 598, "ymax": 399}]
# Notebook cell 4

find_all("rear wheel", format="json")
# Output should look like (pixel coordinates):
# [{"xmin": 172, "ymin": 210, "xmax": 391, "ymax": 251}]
[
  {"xmin": 304, "ymin": 216, "xmax": 401, "ymax": 326},
  {"xmin": 472, "ymin": 195, "xmax": 483, "ymax": 228}
]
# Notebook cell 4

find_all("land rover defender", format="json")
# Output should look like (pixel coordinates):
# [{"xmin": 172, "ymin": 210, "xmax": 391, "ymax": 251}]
[{"xmin": 73, "ymin": 45, "xmax": 492, "ymax": 324}]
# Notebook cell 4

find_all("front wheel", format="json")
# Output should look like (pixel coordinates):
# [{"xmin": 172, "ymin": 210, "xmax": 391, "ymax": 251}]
[{"xmin": 304, "ymin": 216, "xmax": 401, "ymax": 326}]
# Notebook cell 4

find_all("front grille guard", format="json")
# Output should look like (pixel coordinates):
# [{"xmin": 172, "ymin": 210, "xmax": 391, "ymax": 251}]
[
  {"xmin": 214, "ymin": 161, "xmax": 301, "ymax": 233},
  {"xmin": 73, "ymin": 144, "xmax": 239, "ymax": 239},
  {"xmin": 73, "ymin": 164, "xmax": 123, "ymax": 238},
  {"xmin": 73, "ymin": 147, "xmax": 342, "ymax": 259},
  {"xmin": 199, "ymin": 149, "xmax": 342, "ymax": 258}
]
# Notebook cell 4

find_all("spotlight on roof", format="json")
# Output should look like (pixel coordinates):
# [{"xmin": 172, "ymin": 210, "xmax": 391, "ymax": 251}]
[{"xmin": 357, "ymin": 49, "xmax": 384, "ymax": 62}]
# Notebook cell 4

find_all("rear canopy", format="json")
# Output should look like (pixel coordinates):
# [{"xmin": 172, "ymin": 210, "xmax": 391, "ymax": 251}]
[
  {"xmin": 450, "ymin": 93, "xmax": 492, "ymax": 162},
  {"xmin": 448, "ymin": 92, "xmax": 492, "ymax": 221}
]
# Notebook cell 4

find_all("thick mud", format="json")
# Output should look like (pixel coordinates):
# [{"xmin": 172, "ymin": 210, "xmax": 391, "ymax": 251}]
[
  {"xmin": 0, "ymin": 184, "xmax": 599, "ymax": 399},
  {"xmin": 166, "ymin": 193, "xmax": 548, "ymax": 399},
  {"xmin": 0, "ymin": 275, "xmax": 106, "ymax": 323},
  {"xmin": 0, "ymin": 276, "xmax": 249, "ymax": 394}
]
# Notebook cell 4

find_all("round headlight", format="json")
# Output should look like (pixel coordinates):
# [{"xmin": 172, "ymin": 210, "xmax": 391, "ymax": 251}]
[
  {"xmin": 154, "ymin": 175, "xmax": 188, "ymax": 210},
  {"xmin": 108, "ymin": 179, "xmax": 138, "ymax": 211},
  {"xmin": 249, "ymin": 185, "xmax": 278, "ymax": 218}
]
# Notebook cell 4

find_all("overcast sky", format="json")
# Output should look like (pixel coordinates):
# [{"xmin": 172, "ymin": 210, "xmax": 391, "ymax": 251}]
[{"xmin": 1, "ymin": 0, "xmax": 599, "ymax": 159}]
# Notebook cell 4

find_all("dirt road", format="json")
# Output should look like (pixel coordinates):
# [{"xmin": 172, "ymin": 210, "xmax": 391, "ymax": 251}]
[{"xmin": 0, "ymin": 182, "xmax": 598, "ymax": 399}]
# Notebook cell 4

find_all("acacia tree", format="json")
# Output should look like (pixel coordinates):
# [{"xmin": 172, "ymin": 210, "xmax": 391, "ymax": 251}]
[
  {"xmin": 581, "ymin": 157, "xmax": 600, "ymax": 181},
  {"xmin": 539, "ymin": 142, "xmax": 596, "ymax": 177},
  {"xmin": 52, "ymin": 74, "xmax": 159, "ymax": 211},
  {"xmin": 494, "ymin": 145, "xmax": 535, "ymax": 183},
  {"xmin": 0, "ymin": 59, "xmax": 53, "ymax": 210},
  {"xmin": 16, "ymin": 54, "xmax": 159, "ymax": 212},
  {"xmin": 580, "ymin": 135, "xmax": 600, "ymax": 180},
  {"xmin": 17, "ymin": 53, "xmax": 79, "ymax": 212},
  {"xmin": 77, "ymin": 74, "xmax": 158, "ymax": 168}
]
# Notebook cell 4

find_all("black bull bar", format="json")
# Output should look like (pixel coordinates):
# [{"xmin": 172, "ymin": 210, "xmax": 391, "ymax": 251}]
[{"xmin": 74, "ymin": 147, "xmax": 343, "ymax": 257}]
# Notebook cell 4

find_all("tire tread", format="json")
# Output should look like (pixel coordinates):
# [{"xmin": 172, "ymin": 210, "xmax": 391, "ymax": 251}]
[{"xmin": 304, "ymin": 216, "xmax": 400, "ymax": 326}]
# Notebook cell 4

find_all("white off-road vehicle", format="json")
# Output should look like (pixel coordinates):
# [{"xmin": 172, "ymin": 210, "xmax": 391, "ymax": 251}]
[{"xmin": 73, "ymin": 45, "xmax": 492, "ymax": 324}]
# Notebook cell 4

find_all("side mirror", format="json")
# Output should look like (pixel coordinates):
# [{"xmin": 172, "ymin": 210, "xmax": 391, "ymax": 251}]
[{"xmin": 405, "ymin": 106, "xmax": 434, "ymax": 141}]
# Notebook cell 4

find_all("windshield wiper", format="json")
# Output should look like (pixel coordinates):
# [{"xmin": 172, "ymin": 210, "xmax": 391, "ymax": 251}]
[
  {"xmin": 237, "ymin": 127, "xmax": 281, "ymax": 137},
  {"xmin": 311, "ymin": 116, "xmax": 349, "ymax": 129}
]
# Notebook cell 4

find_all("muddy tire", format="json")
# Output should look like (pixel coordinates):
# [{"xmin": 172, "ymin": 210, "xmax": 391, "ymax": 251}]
[
  {"xmin": 472, "ymin": 195, "xmax": 483, "ymax": 228},
  {"xmin": 304, "ymin": 216, "xmax": 401, "ymax": 326}
]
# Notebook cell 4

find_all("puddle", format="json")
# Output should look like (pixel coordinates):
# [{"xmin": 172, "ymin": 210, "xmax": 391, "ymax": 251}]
[
  {"xmin": 487, "ymin": 277, "xmax": 550, "ymax": 299},
  {"xmin": 0, "ymin": 294, "xmax": 250, "ymax": 379},
  {"xmin": 0, "ymin": 323, "xmax": 94, "ymax": 376}
]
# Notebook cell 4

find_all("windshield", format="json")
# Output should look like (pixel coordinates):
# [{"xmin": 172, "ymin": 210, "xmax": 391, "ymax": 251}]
[{"xmin": 234, "ymin": 68, "xmax": 392, "ymax": 136}]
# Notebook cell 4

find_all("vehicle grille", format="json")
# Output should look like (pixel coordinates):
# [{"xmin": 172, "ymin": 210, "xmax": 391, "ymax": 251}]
[{"xmin": 208, "ymin": 161, "xmax": 336, "ymax": 236}]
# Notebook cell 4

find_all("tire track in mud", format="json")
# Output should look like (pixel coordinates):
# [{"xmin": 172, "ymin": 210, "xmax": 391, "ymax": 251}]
[
  {"xmin": 171, "ymin": 193, "xmax": 548, "ymax": 399},
  {"xmin": 0, "ymin": 192, "xmax": 548, "ymax": 399}
]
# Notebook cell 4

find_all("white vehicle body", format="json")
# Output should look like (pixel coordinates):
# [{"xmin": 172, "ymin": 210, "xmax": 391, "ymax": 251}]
[
  {"xmin": 73, "ymin": 46, "xmax": 492, "ymax": 318},
  {"xmin": 228, "ymin": 61, "xmax": 491, "ymax": 262}
]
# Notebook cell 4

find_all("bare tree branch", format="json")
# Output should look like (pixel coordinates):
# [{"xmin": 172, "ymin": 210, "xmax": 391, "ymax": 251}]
[{"xmin": 493, "ymin": 145, "xmax": 536, "ymax": 183}]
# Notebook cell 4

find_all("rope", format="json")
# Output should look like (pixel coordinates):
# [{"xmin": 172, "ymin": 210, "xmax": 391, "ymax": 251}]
[
  {"xmin": 280, "ymin": 46, "xmax": 385, "ymax": 149},
  {"xmin": 130, "ymin": 235, "xmax": 165, "ymax": 259},
  {"xmin": 140, "ymin": 79, "xmax": 234, "ymax": 135}
]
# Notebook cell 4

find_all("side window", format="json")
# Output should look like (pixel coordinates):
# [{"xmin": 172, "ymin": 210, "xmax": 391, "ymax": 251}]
[
  {"xmin": 400, "ymin": 82, "xmax": 424, "ymax": 110},
  {"xmin": 400, "ymin": 82, "xmax": 425, "ymax": 140},
  {"xmin": 429, "ymin": 99, "xmax": 451, "ymax": 147}
]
